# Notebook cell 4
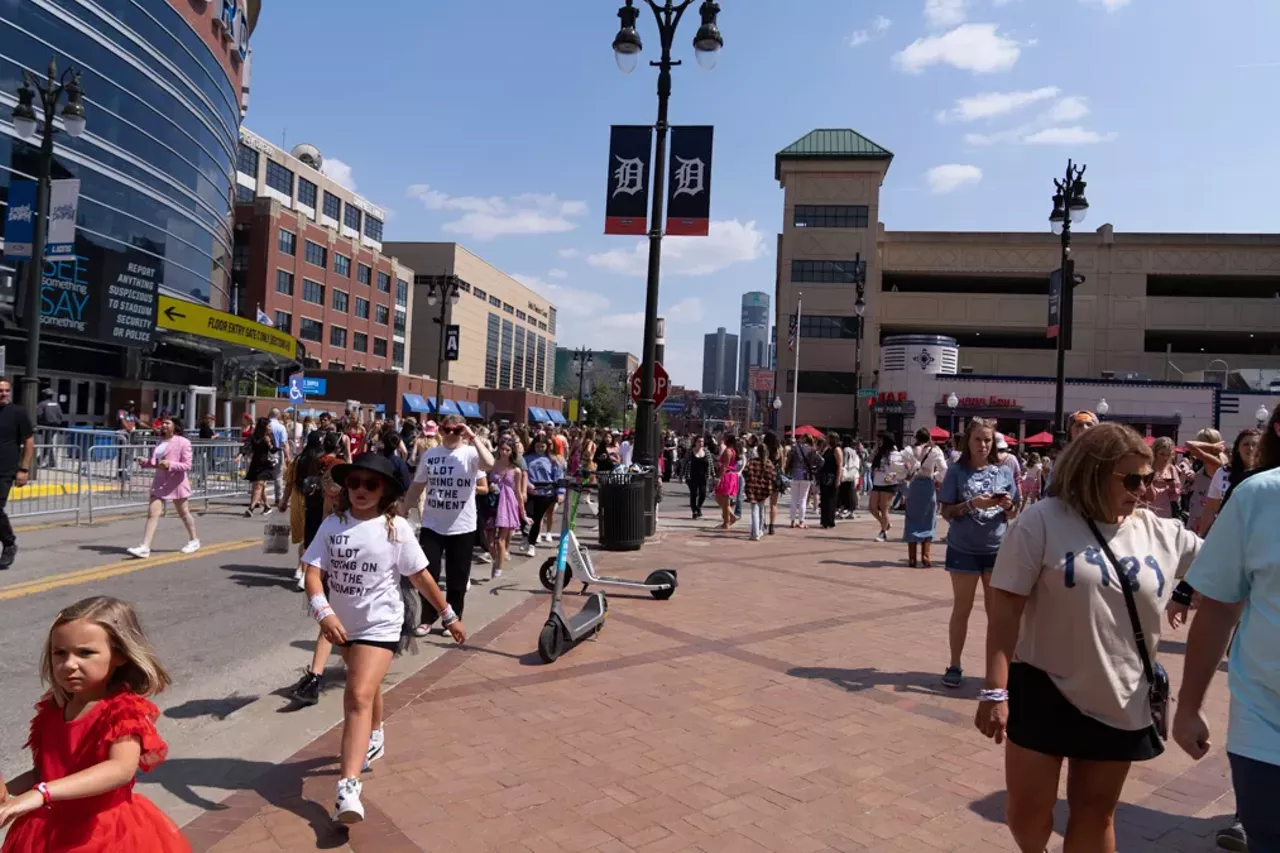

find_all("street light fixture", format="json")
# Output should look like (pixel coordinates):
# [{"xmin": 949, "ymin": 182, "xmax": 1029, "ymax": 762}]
[
  {"xmin": 572, "ymin": 347, "xmax": 594, "ymax": 425},
  {"xmin": 1097, "ymin": 397, "xmax": 1110, "ymax": 418},
  {"xmin": 610, "ymin": 0, "xmax": 723, "ymax": 473},
  {"xmin": 421, "ymin": 274, "xmax": 462, "ymax": 417},
  {"xmin": 1049, "ymin": 159, "xmax": 1090, "ymax": 446},
  {"xmin": 1256, "ymin": 404, "xmax": 1270, "ymax": 428},
  {"xmin": 10, "ymin": 57, "xmax": 88, "ymax": 423},
  {"xmin": 947, "ymin": 392, "xmax": 958, "ymax": 440}
]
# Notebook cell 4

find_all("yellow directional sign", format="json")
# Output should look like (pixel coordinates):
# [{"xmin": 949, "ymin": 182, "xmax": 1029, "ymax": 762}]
[{"xmin": 156, "ymin": 296, "xmax": 299, "ymax": 361}]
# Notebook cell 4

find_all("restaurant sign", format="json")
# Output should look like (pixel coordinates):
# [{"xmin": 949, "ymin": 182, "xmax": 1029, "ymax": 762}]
[{"xmin": 942, "ymin": 394, "xmax": 1020, "ymax": 408}]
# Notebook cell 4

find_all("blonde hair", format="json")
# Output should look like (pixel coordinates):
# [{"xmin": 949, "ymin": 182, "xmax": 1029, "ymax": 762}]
[
  {"xmin": 1194, "ymin": 428, "xmax": 1222, "ymax": 444},
  {"xmin": 1046, "ymin": 423, "xmax": 1152, "ymax": 520},
  {"xmin": 43, "ymin": 597, "xmax": 170, "ymax": 707}
]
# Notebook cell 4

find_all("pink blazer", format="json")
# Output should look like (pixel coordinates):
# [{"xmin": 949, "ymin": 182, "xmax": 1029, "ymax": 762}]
[{"xmin": 140, "ymin": 435, "xmax": 193, "ymax": 500}]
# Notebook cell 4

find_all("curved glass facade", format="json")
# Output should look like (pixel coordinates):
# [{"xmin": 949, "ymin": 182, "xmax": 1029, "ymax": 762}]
[{"xmin": 1, "ymin": 0, "xmax": 241, "ymax": 307}]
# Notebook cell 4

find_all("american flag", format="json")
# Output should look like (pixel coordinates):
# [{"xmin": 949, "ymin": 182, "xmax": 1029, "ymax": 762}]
[{"xmin": 787, "ymin": 313, "xmax": 797, "ymax": 351}]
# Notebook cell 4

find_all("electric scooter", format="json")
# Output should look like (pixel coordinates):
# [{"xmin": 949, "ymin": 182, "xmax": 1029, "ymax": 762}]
[
  {"xmin": 537, "ymin": 479, "xmax": 608, "ymax": 664},
  {"xmin": 537, "ymin": 482, "xmax": 678, "ymax": 600}
]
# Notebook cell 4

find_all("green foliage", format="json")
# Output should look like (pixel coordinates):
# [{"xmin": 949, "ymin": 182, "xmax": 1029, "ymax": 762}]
[{"xmin": 582, "ymin": 383, "xmax": 622, "ymax": 427}]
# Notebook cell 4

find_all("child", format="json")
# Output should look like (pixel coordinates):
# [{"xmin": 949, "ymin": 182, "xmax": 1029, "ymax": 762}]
[
  {"xmin": 484, "ymin": 438, "xmax": 525, "ymax": 582},
  {"xmin": 742, "ymin": 444, "xmax": 777, "ymax": 541},
  {"xmin": 0, "ymin": 596, "xmax": 188, "ymax": 851},
  {"xmin": 303, "ymin": 453, "xmax": 466, "ymax": 824}
]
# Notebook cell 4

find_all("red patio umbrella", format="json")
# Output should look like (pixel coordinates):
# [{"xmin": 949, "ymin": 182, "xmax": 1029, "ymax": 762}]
[
  {"xmin": 793, "ymin": 425, "xmax": 824, "ymax": 439},
  {"xmin": 928, "ymin": 426, "xmax": 950, "ymax": 441},
  {"xmin": 1023, "ymin": 431, "xmax": 1055, "ymax": 447}
]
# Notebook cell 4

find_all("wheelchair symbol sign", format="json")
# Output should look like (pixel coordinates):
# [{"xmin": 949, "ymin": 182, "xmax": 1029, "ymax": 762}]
[{"xmin": 288, "ymin": 374, "xmax": 306, "ymax": 404}]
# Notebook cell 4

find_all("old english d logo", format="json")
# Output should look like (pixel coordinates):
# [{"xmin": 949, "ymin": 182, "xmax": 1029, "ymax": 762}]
[
  {"xmin": 666, "ymin": 126, "xmax": 713, "ymax": 236},
  {"xmin": 605, "ymin": 126, "xmax": 652, "ymax": 235}
]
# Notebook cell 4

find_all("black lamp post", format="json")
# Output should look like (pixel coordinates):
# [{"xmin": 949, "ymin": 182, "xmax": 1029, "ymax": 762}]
[
  {"xmin": 422, "ymin": 274, "xmax": 461, "ymax": 417},
  {"xmin": 852, "ymin": 252, "xmax": 866, "ymax": 439},
  {"xmin": 572, "ymin": 346, "xmax": 593, "ymax": 424},
  {"xmin": 11, "ymin": 58, "xmax": 87, "ymax": 420},
  {"xmin": 1049, "ymin": 160, "xmax": 1089, "ymax": 446},
  {"xmin": 612, "ymin": 0, "xmax": 723, "ymax": 469}
]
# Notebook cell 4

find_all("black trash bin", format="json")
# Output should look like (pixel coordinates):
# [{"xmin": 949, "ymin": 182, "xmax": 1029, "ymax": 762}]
[{"xmin": 597, "ymin": 469, "xmax": 647, "ymax": 551}]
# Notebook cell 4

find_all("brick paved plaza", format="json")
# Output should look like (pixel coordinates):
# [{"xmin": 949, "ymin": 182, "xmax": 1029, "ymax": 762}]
[{"xmin": 184, "ymin": 507, "xmax": 1238, "ymax": 853}]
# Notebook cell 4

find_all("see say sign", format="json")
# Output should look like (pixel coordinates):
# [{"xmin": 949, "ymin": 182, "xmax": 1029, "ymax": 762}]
[{"xmin": 630, "ymin": 362, "xmax": 670, "ymax": 408}]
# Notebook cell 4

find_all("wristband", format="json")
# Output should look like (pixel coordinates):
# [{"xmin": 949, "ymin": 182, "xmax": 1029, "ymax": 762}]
[
  {"xmin": 440, "ymin": 605, "xmax": 458, "ymax": 627},
  {"xmin": 309, "ymin": 593, "xmax": 333, "ymax": 623},
  {"xmin": 35, "ymin": 782, "xmax": 52, "ymax": 808},
  {"xmin": 978, "ymin": 689, "xmax": 1008, "ymax": 703}
]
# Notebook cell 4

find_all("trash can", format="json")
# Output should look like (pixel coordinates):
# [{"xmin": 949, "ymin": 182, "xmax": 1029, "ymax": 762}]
[{"xmin": 597, "ymin": 468, "xmax": 647, "ymax": 551}]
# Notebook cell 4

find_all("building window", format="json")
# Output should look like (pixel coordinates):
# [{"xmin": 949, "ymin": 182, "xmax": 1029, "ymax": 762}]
[
  {"xmin": 235, "ymin": 184, "xmax": 255, "ymax": 204},
  {"xmin": 373, "ymin": 338, "xmax": 388, "ymax": 357},
  {"xmin": 786, "ymin": 370, "xmax": 859, "ymax": 395},
  {"xmin": 330, "ymin": 326, "xmax": 347, "ymax": 348},
  {"xmin": 516, "ymin": 310, "xmax": 527, "ymax": 321},
  {"xmin": 793, "ymin": 205, "xmax": 870, "ymax": 228},
  {"xmin": 881, "ymin": 272, "xmax": 1048, "ymax": 295},
  {"xmin": 278, "ymin": 229, "xmax": 296, "ymax": 256},
  {"xmin": 500, "ymin": 320, "xmax": 514, "ymax": 388},
  {"xmin": 488, "ymin": 295, "xmax": 501, "ymax": 307},
  {"xmin": 302, "ymin": 279, "xmax": 324, "ymax": 305},
  {"xmin": 357, "ymin": 263, "xmax": 371, "ymax": 285},
  {"xmin": 538, "ymin": 321, "xmax": 547, "ymax": 332},
  {"xmin": 514, "ymin": 327, "xmax": 526, "ymax": 389},
  {"xmin": 265, "ymin": 160, "xmax": 294, "ymax": 196},
  {"xmin": 376, "ymin": 272, "xmax": 391, "ymax": 293},
  {"xmin": 236, "ymin": 144, "xmax": 259, "ymax": 175},
  {"xmin": 343, "ymin": 204, "xmax": 361, "ymax": 232},
  {"xmin": 304, "ymin": 240, "xmax": 327, "ymax": 268},
  {"xmin": 393, "ymin": 309, "xmax": 406, "ymax": 335},
  {"xmin": 297, "ymin": 177, "xmax": 317, "ymax": 209},
  {"xmin": 354, "ymin": 297, "xmax": 370, "ymax": 319},
  {"xmin": 524, "ymin": 331, "xmax": 536, "ymax": 389},
  {"xmin": 395, "ymin": 279, "xmax": 408, "ymax": 307},
  {"xmin": 352, "ymin": 332, "xmax": 368, "ymax": 353},
  {"xmin": 232, "ymin": 241, "xmax": 250, "ymax": 272},
  {"xmin": 332, "ymin": 289, "xmax": 348, "ymax": 312},
  {"xmin": 323, "ymin": 191, "xmax": 341, "ymax": 220},
  {"xmin": 327, "ymin": 361, "xmax": 345, "ymax": 371},
  {"xmin": 548, "ymin": 307, "xmax": 557, "ymax": 335},
  {"xmin": 275, "ymin": 270, "xmax": 294, "ymax": 296},
  {"xmin": 474, "ymin": 287, "xmax": 488, "ymax": 301},
  {"xmin": 299, "ymin": 318, "xmax": 323, "ymax": 342},
  {"xmin": 502, "ymin": 302, "xmax": 515, "ymax": 315},
  {"xmin": 375, "ymin": 305, "xmax": 389, "ymax": 325},
  {"xmin": 364, "ymin": 215, "xmax": 384, "ymax": 242},
  {"xmin": 790, "ymin": 259, "xmax": 866, "ymax": 284},
  {"xmin": 799, "ymin": 315, "xmax": 862, "ymax": 339},
  {"xmin": 274, "ymin": 311, "xmax": 291, "ymax": 334},
  {"xmin": 535, "ymin": 335, "xmax": 547, "ymax": 392},
  {"xmin": 485, "ymin": 313, "xmax": 500, "ymax": 388},
  {"xmin": 1146, "ymin": 275, "xmax": 1280, "ymax": 299},
  {"xmin": 334, "ymin": 253, "xmax": 351, "ymax": 277},
  {"xmin": 392, "ymin": 341, "xmax": 405, "ymax": 369}
]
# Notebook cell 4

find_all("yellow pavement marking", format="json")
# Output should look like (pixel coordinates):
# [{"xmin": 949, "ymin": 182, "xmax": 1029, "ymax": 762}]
[{"xmin": 0, "ymin": 538, "xmax": 261, "ymax": 601}]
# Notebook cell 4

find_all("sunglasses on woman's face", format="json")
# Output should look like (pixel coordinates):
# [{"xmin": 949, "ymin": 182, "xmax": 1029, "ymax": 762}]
[
  {"xmin": 346, "ymin": 475, "xmax": 385, "ymax": 492},
  {"xmin": 441, "ymin": 426, "xmax": 464, "ymax": 435},
  {"xmin": 1114, "ymin": 471, "xmax": 1156, "ymax": 493}
]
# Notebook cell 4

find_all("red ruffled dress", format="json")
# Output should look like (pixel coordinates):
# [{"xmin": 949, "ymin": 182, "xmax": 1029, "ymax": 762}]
[{"xmin": 2, "ymin": 692, "xmax": 190, "ymax": 853}]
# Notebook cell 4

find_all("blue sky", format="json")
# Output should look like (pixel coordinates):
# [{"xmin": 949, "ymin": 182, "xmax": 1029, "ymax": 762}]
[{"xmin": 244, "ymin": 0, "xmax": 1280, "ymax": 388}]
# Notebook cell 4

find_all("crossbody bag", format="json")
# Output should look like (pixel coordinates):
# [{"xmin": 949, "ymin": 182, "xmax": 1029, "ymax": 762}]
[{"xmin": 1084, "ymin": 518, "xmax": 1170, "ymax": 740}]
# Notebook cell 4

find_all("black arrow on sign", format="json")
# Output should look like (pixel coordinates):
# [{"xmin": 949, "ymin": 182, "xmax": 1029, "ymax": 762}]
[{"xmin": 163, "ymin": 305, "xmax": 186, "ymax": 322}]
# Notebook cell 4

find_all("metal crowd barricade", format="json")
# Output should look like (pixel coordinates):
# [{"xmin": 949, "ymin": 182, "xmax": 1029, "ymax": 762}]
[{"xmin": 13, "ymin": 428, "xmax": 250, "ymax": 525}]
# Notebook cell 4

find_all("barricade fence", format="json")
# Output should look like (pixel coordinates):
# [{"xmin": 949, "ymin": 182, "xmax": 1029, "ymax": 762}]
[{"xmin": 13, "ymin": 428, "xmax": 253, "ymax": 524}]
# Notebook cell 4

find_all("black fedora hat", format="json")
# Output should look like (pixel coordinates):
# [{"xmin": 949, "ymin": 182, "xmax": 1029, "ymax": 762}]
[{"xmin": 331, "ymin": 452, "xmax": 404, "ymax": 498}]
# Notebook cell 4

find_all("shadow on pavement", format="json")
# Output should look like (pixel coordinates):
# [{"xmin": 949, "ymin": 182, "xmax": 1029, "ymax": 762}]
[
  {"xmin": 818, "ymin": 558, "xmax": 909, "ymax": 569},
  {"xmin": 788, "ymin": 665, "xmax": 968, "ymax": 699},
  {"xmin": 219, "ymin": 563, "xmax": 297, "ymax": 590},
  {"xmin": 164, "ymin": 694, "xmax": 258, "ymax": 721}
]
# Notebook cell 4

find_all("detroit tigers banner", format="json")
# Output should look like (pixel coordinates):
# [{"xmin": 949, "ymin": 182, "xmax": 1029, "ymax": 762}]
[
  {"xmin": 666, "ymin": 126, "xmax": 713, "ymax": 237},
  {"xmin": 604, "ymin": 125, "xmax": 652, "ymax": 236}
]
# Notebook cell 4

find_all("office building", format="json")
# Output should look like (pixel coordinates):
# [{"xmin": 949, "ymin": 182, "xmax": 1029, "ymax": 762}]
[
  {"xmin": 739, "ymin": 291, "xmax": 771, "ymax": 393},
  {"xmin": 702, "ymin": 327, "xmax": 738, "ymax": 396},
  {"xmin": 382, "ymin": 242, "xmax": 557, "ymax": 394},
  {"xmin": 234, "ymin": 130, "xmax": 411, "ymax": 373},
  {"xmin": 774, "ymin": 127, "xmax": 1280, "ymax": 433}
]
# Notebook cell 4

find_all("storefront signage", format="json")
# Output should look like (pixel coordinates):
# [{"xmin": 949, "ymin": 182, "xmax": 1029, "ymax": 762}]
[
  {"xmin": 38, "ymin": 246, "xmax": 159, "ymax": 348},
  {"xmin": 157, "ymin": 295, "xmax": 299, "ymax": 360},
  {"xmin": 218, "ymin": 0, "xmax": 251, "ymax": 62},
  {"xmin": 942, "ymin": 394, "xmax": 1020, "ymax": 408},
  {"xmin": 526, "ymin": 301, "xmax": 548, "ymax": 318},
  {"xmin": 878, "ymin": 391, "xmax": 907, "ymax": 404}
]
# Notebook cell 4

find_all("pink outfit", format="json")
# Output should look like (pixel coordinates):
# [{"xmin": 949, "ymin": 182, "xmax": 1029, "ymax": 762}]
[{"xmin": 139, "ymin": 435, "xmax": 193, "ymax": 500}]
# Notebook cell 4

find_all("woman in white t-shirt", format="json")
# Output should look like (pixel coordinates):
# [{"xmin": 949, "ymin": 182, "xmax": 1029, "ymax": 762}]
[
  {"xmin": 976, "ymin": 424, "xmax": 1200, "ymax": 853},
  {"xmin": 1197, "ymin": 427, "xmax": 1261, "ymax": 537},
  {"xmin": 303, "ymin": 452, "xmax": 466, "ymax": 825}
]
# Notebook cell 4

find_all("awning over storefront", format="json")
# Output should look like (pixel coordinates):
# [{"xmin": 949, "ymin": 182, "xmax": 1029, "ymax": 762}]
[
  {"xmin": 458, "ymin": 401, "xmax": 483, "ymax": 419},
  {"xmin": 432, "ymin": 399, "xmax": 461, "ymax": 416},
  {"xmin": 402, "ymin": 394, "xmax": 430, "ymax": 414},
  {"xmin": 547, "ymin": 409, "xmax": 568, "ymax": 425},
  {"xmin": 528, "ymin": 407, "xmax": 551, "ymax": 423}
]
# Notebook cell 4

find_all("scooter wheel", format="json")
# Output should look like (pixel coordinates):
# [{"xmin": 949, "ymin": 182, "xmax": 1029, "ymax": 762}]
[
  {"xmin": 538, "ymin": 557, "xmax": 573, "ymax": 592},
  {"xmin": 646, "ymin": 569, "xmax": 678, "ymax": 600},
  {"xmin": 537, "ymin": 620, "xmax": 564, "ymax": 663}
]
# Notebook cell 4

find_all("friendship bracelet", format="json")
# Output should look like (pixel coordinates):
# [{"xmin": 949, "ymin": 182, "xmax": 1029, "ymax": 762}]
[
  {"xmin": 35, "ymin": 782, "xmax": 52, "ymax": 808},
  {"xmin": 978, "ymin": 689, "xmax": 1009, "ymax": 703},
  {"xmin": 440, "ymin": 605, "xmax": 459, "ymax": 627},
  {"xmin": 308, "ymin": 593, "xmax": 330, "ymax": 619}
]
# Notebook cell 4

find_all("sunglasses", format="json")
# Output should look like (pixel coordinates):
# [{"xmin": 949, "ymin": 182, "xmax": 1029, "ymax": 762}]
[
  {"xmin": 1115, "ymin": 471, "xmax": 1156, "ymax": 493},
  {"xmin": 345, "ymin": 475, "xmax": 385, "ymax": 492},
  {"xmin": 441, "ymin": 426, "xmax": 464, "ymax": 435}
]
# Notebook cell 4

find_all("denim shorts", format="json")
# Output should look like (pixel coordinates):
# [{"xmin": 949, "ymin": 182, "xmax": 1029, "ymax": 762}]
[{"xmin": 944, "ymin": 548, "xmax": 998, "ymax": 574}]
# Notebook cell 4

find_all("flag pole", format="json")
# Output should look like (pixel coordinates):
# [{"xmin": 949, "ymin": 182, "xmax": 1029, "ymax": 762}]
[{"xmin": 790, "ymin": 292, "xmax": 802, "ymax": 437}]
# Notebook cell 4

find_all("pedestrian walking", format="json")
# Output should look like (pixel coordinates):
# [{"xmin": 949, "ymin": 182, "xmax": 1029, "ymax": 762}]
[
  {"xmin": 868, "ymin": 433, "xmax": 902, "ymax": 542},
  {"xmin": 0, "ymin": 380, "xmax": 33, "ymax": 569},
  {"xmin": 818, "ymin": 432, "xmax": 842, "ymax": 529},
  {"xmin": 126, "ymin": 415, "xmax": 199, "ymax": 559},
  {"xmin": 0, "ymin": 596, "xmax": 188, "ymax": 851},
  {"xmin": 764, "ymin": 431, "xmax": 784, "ymax": 533},
  {"xmin": 838, "ymin": 435, "xmax": 860, "ymax": 518},
  {"xmin": 521, "ymin": 434, "xmax": 565, "ymax": 554},
  {"xmin": 243, "ymin": 417, "xmax": 277, "ymax": 517},
  {"xmin": 742, "ymin": 443, "xmax": 776, "ymax": 541},
  {"xmin": 115, "ymin": 414, "xmax": 145, "ymax": 489},
  {"xmin": 35, "ymin": 387, "xmax": 63, "ymax": 470},
  {"xmin": 714, "ymin": 434, "xmax": 741, "ymax": 530},
  {"xmin": 686, "ymin": 435, "xmax": 710, "ymax": 519},
  {"xmin": 303, "ymin": 453, "xmax": 466, "ymax": 824},
  {"xmin": 903, "ymin": 428, "xmax": 947, "ymax": 568},
  {"xmin": 267, "ymin": 408, "xmax": 291, "ymax": 507},
  {"xmin": 786, "ymin": 436, "xmax": 817, "ymax": 529},
  {"xmin": 484, "ymin": 438, "xmax": 525, "ymax": 581}
]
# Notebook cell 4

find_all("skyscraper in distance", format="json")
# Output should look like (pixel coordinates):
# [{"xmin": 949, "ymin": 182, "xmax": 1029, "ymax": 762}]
[
  {"xmin": 739, "ymin": 292, "xmax": 770, "ymax": 393},
  {"xmin": 702, "ymin": 327, "xmax": 738, "ymax": 395}
]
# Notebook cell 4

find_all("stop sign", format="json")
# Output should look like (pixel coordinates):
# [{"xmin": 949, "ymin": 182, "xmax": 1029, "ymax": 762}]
[{"xmin": 630, "ymin": 362, "xmax": 670, "ymax": 408}]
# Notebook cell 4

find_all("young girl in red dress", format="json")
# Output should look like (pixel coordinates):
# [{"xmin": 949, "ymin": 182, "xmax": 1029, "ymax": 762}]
[{"xmin": 0, "ymin": 596, "xmax": 188, "ymax": 852}]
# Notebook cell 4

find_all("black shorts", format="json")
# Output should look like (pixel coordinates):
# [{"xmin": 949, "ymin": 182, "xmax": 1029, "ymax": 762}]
[
  {"xmin": 871, "ymin": 485, "xmax": 896, "ymax": 494},
  {"xmin": 340, "ymin": 638, "xmax": 401, "ymax": 655},
  {"xmin": 1007, "ymin": 662, "xmax": 1163, "ymax": 762}
]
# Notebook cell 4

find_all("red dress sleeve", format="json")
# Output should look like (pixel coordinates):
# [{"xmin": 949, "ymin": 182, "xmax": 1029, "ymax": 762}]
[
  {"xmin": 24, "ymin": 694, "xmax": 57, "ymax": 769},
  {"xmin": 94, "ymin": 692, "xmax": 168, "ymax": 773}
]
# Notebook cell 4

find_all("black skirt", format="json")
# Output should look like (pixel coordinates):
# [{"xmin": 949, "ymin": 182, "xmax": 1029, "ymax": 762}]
[{"xmin": 1007, "ymin": 662, "xmax": 1164, "ymax": 762}]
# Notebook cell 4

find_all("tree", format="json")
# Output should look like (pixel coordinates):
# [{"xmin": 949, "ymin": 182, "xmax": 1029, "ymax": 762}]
[{"xmin": 582, "ymin": 383, "xmax": 622, "ymax": 428}]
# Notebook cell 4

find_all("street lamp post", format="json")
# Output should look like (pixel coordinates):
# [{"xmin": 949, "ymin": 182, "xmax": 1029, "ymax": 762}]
[
  {"xmin": 1049, "ymin": 160, "xmax": 1089, "ymax": 446},
  {"xmin": 10, "ymin": 58, "xmax": 87, "ymax": 419},
  {"xmin": 612, "ymin": 0, "xmax": 723, "ymax": 469},
  {"xmin": 423, "ymin": 275, "xmax": 462, "ymax": 417},
  {"xmin": 1256, "ymin": 404, "xmax": 1270, "ymax": 429},
  {"xmin": 852, "ymin": 253, "xmax": 866, "ymax": 439},
  {"xmin": 572, "ymin": 347, "xmax": 594, "ymax": 425},
  {"xmin": 946, "ymin": 392, "xmax": 958, "ymax": 440}
]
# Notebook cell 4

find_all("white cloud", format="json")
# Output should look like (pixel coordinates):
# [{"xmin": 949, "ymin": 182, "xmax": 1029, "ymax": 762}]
[
  {"xmin": 1022, "ymin": 126, "xmax": 1117, "ymax": 145},
  {"xmin": 547, "ymin": 268, "xmax": 568, "ymax": 279},
  {"xmin": 512, "ymin": 274, "xmax": 610, "ymax": 318},
  {"xmin": 1044, "ymin": 95, "xmax": 1089, "ymax": 122},
  {"xmin": 1087, "ymin": 0, "xmax": 1131, "ymax": 9},
  {"xmin": 586, "ymin": 219, "xmax": 767, "ymax": 278},
  {"xmin": 894, "ymin": 23, "xmax": 1021, "ymax": 74},
  {"xmin": 850, "ymin": 15, "xmax": 892, "ymax": 47},
  {"xmin": 664, "ymin": 297, "xmax": 704, "ymax": 324},
  {"xmin": 874, "ymin": 15, "xmax": 893, "ymax": 32},
  {"xmin": 926, "ymin": 164, "xmax": 983, "ymax": 193},
  {"xmin": 849, "ymin": 30, "xmax": 872, "ymax": 47},
  {"xmin": 557, "ymin": 248, "xmax": 580, "ymax": 259},
  {"xmin": 321, "ymin": 158, "xmax": 356, "ymax": 192},
  {"xmin": 405, "ymin": 185, "xmax": 588, "ymax": 241},
  {"xmin": 924, "ymin": 0, "xmax": 967, "ymax": 29},
  {"xmin": 936, "ymin": 86, "xmax": 1060, "ymax": 122}
]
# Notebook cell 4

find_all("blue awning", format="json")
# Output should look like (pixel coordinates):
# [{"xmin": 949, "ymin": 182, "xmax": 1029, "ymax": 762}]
[
  {"xmin": 528, "ymin": 406, "xmax": 551, "ymax": 423},
  {"xmin": 402, "ymin": 394, "xmax": 430, "ymax": 414},
  {"xmin": 435, "ymin": 399, "xmax": 460, "ymax": 416},
  {"xmin": 458, "ymin": 401, "xmax": 483, "ymax": 419},
  {"xmin": 547, "ymin": 409, "xmax": 568, "ymax": 425}
]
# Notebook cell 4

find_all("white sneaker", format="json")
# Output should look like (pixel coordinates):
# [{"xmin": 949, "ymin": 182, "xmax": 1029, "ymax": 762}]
[
  {"xmin": 491, "ymin": 568, "xmax": 503, "ymax": 581},
  {"xmin": 466, "ymin": 579, "xmax": 472, "ymax": 592},
  {"xmin": 474, "ymin": 551, "xmax": 492, "ymax": 564},
  {"xmin": 262, "ymin": 507, "xmax": 274, "ymax": 517},
  {"xmin": 180, "ymin": 540, "xmax": 201, "ymax": 555},
  {"xmin": 293, "ymin": 568, "xmax": 305, "ymax": 592},
  {"xmin": 413, "ymin": 624, "xmax": 431, "ymax": 638},
  {"xmin": 126, "ymin": 545, "xmax": 150, "ymax": 559},
  {"xmin": 363, "ymin": 729, "xmax": 384, "ymax": 772},
  {"xmin": 521, "ymin": 544, "xmax": 536, "ymax": 558},
  {"xmin": 334, "ymin": 777, "xmax": 364, "ymax": 824}
]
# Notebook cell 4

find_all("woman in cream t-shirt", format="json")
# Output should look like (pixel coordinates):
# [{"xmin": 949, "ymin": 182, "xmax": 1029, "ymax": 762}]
[{"xmin": 976, "ymin": 424, "xmax": 1200, "ymax": 853}]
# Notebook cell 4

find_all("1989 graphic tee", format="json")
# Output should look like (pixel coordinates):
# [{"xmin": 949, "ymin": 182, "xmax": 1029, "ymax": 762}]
[
  {"xmin": 415, "ymin": 444, "xmax": 482, "ymax": 536},
  {"xmin": 302, "ymin": 514, "xmax": 428, "ymax": 642}
]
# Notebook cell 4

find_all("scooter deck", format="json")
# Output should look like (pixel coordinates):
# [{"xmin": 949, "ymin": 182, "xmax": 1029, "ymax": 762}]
[{"xmin": 564, "ymin": 592, "xmax": 607, "ymax": 637}]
